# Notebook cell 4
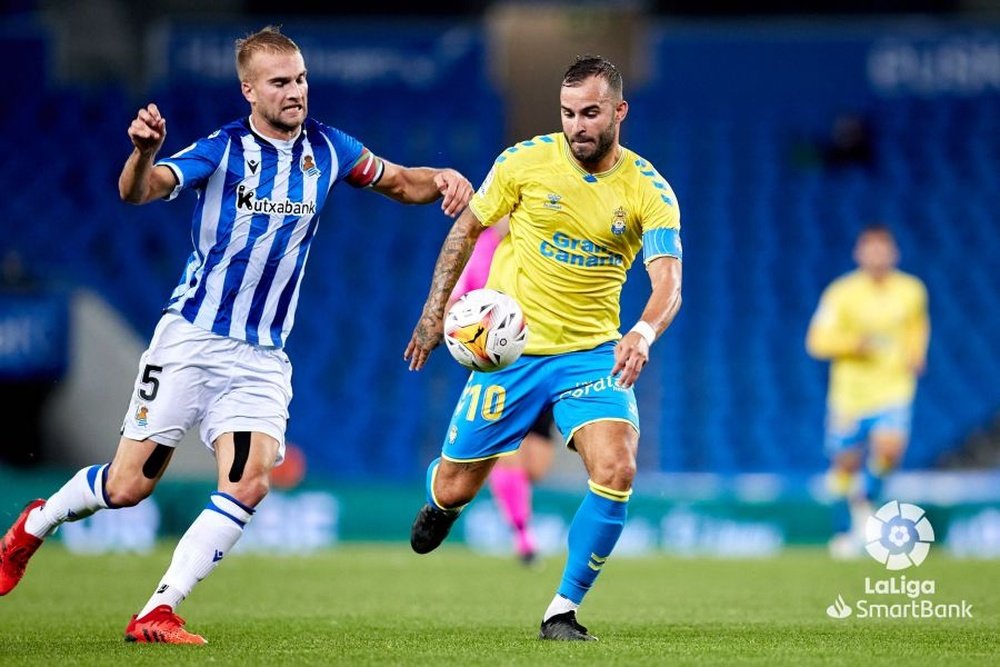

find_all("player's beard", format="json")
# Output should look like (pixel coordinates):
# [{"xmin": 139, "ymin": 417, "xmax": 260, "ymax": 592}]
[
  {"xmin": 265, "ymin": 102, "xmax": 307, "ymax": 134},
  {"xmin": 566, "ymin": 118, "xmax": 617, "ymax": 168}
]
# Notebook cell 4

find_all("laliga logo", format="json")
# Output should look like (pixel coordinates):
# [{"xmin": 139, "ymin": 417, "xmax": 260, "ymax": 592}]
[
  {"xmin": 826, "ymin": 502, "xmax": 973, "ymax": 621},
  {"xmin": 865, "ymin": 501, "xmax": 935, "ymax": 570}
]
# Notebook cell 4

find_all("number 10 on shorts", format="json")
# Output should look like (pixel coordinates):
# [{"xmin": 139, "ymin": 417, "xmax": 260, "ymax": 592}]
[{"xmin": 461, "ymin": 384, "xmax": 506, "ymax": 422}]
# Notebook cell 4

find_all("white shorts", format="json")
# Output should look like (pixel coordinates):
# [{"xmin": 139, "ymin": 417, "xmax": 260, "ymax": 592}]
[{"xmin": 121, "ymin": 312, "xmax": 292, "ymax": 463}]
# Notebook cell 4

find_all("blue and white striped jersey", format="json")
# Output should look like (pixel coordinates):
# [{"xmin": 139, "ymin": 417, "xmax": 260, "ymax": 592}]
[{"xmin": 157, "ymin": 117, "xmax": 381, "ymax": 348}]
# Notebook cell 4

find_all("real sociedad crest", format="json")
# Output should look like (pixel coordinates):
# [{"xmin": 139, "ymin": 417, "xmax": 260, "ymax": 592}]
[{"xmin": 301, "ymin": 154, "xmax": 320, "ymax": 178}]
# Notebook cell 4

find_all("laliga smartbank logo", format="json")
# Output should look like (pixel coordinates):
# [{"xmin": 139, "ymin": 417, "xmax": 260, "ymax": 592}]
[
  {"xmin": 826, "ymin": 501, "xmax": 974, "ymax": 620},
  {"xmin": 864, "ymin": 500, "xmax": 934, "ymax": 570}
]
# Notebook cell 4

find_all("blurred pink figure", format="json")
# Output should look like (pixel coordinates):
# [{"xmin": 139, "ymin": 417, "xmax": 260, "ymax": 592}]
[{"xmin": 450, "ymin": 218, "xmax": 555, "ymax": 565}]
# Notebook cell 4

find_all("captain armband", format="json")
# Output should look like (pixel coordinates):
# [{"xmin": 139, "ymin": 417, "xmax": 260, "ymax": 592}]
[{"xmin": 344, "ymin": 149, "xmax": 385, "ymax": 188}]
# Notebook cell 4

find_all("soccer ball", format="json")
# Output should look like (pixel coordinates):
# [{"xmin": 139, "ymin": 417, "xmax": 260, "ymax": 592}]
[{"xmin": 444, "ymin": 288, "xmax": 528, "ymax": 372}]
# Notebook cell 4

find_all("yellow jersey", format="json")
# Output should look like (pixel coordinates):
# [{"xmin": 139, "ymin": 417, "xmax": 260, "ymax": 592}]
[
  {"xmin": 807, "ymin": 269, "xmax": 930, "ymax": 418},
  {"xmin": 469, "ymin": 133, "xmax": 681, "ymax": 355}
]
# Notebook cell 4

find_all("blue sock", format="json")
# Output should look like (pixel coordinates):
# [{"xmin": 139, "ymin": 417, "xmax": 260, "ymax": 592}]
[
  {"xmin": 827, "ymin": 469, "xmax": 854, "ymax": 535},
  {"xmin": 556, "ymin": 481, "xmax": 630, "ymax": 605},
  {"xmin": 863, "ymin": 469, "xmax": 885, "ymax": 503},
  {"xmin": 832, "ymin": 498, "xmax": 851, "ymax": 534},
  {"xmin": 425, "ymin": 457, "xmax": 447, "ymax": 510},
  {"xmin": 24, "ymin": 463, "xmax": 113, "ymax": 538}
]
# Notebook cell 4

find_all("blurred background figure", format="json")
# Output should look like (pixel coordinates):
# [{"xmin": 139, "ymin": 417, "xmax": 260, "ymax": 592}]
[
  {"xmin": 807, "ymin": 225, "xmax": 930, "ymax": 558},
  {"xmin": 822, "ymin": 112, "xmax": 876, "ymax": 170},
  {"xmin": 449, "ymin": 217, "xmax": 558, "ymax": 565},
  {"xmin": 489, "ymin": 414, "xmax": 555, "ymax": 565},
  {"xmin": 791, "ymin": 111, "xmax": 877, "ymax": 171}
]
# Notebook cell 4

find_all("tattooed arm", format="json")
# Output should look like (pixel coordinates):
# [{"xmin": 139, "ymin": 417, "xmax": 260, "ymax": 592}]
[{"xmin": 404, "ymin": 208, "xmax": 487, "ymax": 371}]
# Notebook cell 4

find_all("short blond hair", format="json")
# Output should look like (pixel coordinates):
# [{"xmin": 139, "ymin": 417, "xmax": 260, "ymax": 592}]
[{"xmin": 235, "ymin": 25, "xmax": 300, "ymax": 81}]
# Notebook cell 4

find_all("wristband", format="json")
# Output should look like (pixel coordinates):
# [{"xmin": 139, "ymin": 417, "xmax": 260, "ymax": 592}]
[{"xmin": 630, "ymin": 320, "xmax": 656, "ymax": 347}]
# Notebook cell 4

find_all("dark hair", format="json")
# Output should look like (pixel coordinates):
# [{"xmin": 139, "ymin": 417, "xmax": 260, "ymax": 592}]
[
  {"xmin": 235, "ymin": 25, "xmax": 300, "ymax": 81},
  {"xmin": 859, "ymin": 223, "xmax": 895, "ymax": 240},
  {"xmin": 562, "ymin": 55, "xmax": 623, "ymax": 99}
]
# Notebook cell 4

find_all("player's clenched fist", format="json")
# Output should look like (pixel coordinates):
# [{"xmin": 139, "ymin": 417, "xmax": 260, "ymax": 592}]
[{"xmin": 128, "ymin": 103, "xmax": 167, "ymax": 155}]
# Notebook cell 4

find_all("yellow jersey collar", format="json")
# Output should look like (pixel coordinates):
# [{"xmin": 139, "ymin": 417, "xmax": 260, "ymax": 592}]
[{"xmin": 559, "ymin": 135, "xmax": 627, "ymax": 180}]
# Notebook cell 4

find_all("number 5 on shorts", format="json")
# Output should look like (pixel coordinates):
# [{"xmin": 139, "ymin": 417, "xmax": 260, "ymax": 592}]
[{"xmin": 139, "ymin": 364, "xmax": 163, "ymax": 401}]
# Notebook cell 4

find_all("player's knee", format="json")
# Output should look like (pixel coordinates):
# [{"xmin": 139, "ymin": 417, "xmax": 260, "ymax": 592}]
[
  {"xmin": 222, "ymin": 475, "xmax": 270, "ymax": 508},
  {"xmin": 878, "ymin": 451, "xmax": 901, "ymax": 467},
  {"xmin": 872, "ymin": 437, "xmax": 905, "ymax": 467},
  {"xmin": 590, "ymin": 456, "xmax": 636, "ymax": 491},
  {"xmin": 615, "ymin": 458, "xmax": 637, "ymax": 487},
  {"xmin": 833, "ymin": 449, "xmax": 863, "ymax": 473},
  {"xmin": 871, "ymin": 449, "xmax": 902, "ymax": 474}
]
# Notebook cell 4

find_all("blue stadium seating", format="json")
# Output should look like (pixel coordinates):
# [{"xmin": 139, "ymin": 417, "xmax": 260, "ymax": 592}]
[
  {"xmin": 626, "ymin": 89, "xmax": 1000, "ymax": 473},
  {"xmin": 5, "ymin": 34, "xmax": 999, "ymax": 480}
]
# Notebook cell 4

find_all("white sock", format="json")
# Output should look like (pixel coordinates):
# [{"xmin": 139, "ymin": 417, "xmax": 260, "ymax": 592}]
[
  {"xmin": 24, "ymin": 465, "xmax": 111, "ymax": 538},
  {"xmin": 850, "ymin": 499, "xmax": 873, "ymax": 540},
  {"xmin": 543, "ymin": 594, "xmax": 579, "ymax": 621},
  {"xmin": 137, "ymin": 492, "xmax": 254, "ymax": 619}
]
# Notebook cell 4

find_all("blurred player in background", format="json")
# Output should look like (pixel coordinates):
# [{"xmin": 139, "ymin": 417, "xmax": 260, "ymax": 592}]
[
  {"xmin": 807, "ymin": 224, "xmax": 930, "ymax": 558},
  {"xmin": 450, "ymin": 217, "xmax": 557, "ymax": 565},
  {"xmin": 0, "ymin": 25, "xmax": 472, "ymax": 643},
  {"xmin": 404, "ymin": 56, "xmax": 683, "ymax": 640}
]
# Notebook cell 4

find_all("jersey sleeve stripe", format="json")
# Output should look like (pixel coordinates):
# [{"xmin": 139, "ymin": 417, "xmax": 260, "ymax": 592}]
[{"xmin": 156, "ymin": 162, "xmax": 186, "ymax": 201}]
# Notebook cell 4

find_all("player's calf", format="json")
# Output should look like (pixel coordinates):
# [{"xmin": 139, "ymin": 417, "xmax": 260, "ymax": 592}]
[{"xmin": 410, "ymin": 456, "xmax": 484, "ymax": 554}]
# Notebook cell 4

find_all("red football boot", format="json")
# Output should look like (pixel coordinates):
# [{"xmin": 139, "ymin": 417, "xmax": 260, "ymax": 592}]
[
  {"xmin": 0, "ymin": 499, "xmax": 46, "ymax": 595},
  {"xmin": 124, "ymin": 605, "xmax": 207, "ymax": 645}
]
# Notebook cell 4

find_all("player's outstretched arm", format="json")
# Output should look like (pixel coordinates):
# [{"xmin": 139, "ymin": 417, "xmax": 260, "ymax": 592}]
[
  {"xmin": 806, "ymin": 290, "xmax": 872, "ymax": 361},
  {"xmin": 119, "ymin": 103, "xmax": 178, "ymax": 205},
  {"xmin": 404, "ymin": 208, "xmax": 486, "ymax": 371},
  {"xmin": 906, "ymin": 293, "xmax": 931, "ymax": 375},
  {"xmin": 613, "ymin": 256, "xmax": 682, "ymax": 389},
  {"xmin": 372, "ymin": 161, "xmax": 473, "ymax": 218}
]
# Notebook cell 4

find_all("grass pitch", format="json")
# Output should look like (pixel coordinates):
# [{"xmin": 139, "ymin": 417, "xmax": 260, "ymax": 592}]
[{"xmin": 0, "ymin": 544, "xmax": 996, "ymax": 665}]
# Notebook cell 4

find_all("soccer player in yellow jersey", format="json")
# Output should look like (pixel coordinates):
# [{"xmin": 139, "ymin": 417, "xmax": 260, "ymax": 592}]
[
  {"xmin": 807, "ymin": 225, "xmax": 930, "ymax": 558},
  {"xmin": 403, "ymin": 56, "xmax": 683, "ymax": 640}
]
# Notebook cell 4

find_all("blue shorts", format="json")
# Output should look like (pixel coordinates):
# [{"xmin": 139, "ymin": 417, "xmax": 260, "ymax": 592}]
[
  {"xmin": 441, "ymin": 341, "xmax": 639, "ymax": 462},
  {"xmin": 825, "ymin": 404, "xmax": 912, "ymax": 458}
]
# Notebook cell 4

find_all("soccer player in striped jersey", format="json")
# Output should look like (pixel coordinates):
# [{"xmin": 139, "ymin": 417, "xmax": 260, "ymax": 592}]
[
  {"xmin": 0, "ymin": 26, "xmax": 472, "ymax": 643},
  {"xmin": 405, "ymin": 56, "xmax": 683, "ymax": 640},
  {"xmin": 807, "ymin": 225, "xmax": 930, "ymax": 558}
]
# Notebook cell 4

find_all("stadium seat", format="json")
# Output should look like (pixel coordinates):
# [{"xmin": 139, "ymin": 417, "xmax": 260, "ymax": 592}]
[{"xmin": 6, "ymin": 44, "xmax": 999, "ymax": 480}]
